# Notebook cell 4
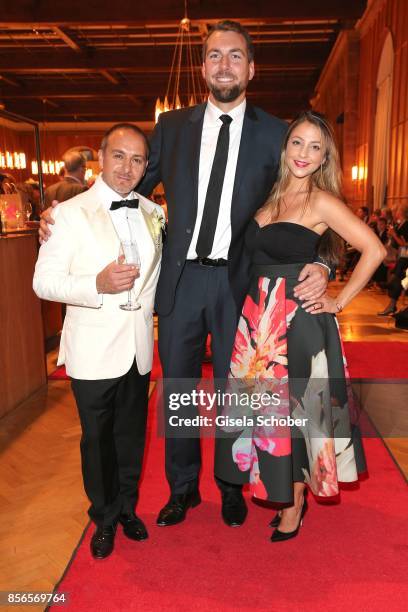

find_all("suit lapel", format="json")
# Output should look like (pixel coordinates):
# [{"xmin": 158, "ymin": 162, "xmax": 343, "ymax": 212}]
[
  {"xmin": 187, "ymin": 104, "xmax": 206, "ymax": 219},
  {"xmin": 82, "ymin": 203, "xmax": 120, "ymax": 264},
  {"xmin": 136, "ymin": 205, "xmax": 160, "ymax": 296},
  {"xmin": 231, "ymin": 103, "xmax": 258, "ymax": 205}
]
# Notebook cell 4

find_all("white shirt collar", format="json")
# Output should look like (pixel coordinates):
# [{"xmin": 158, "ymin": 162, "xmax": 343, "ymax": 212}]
[
  {"xmin": 205, "ymin": 97, "xmax": 246, "ymax": 126},
  {"xmin": 94, "ymin": 174, "xmax": 136, "ymax": 211}
]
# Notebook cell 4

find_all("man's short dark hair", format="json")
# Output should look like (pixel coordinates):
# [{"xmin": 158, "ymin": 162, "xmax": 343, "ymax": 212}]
[
  {"xmin": 100, "ymin": 123, "xmax": 150, "ymax": 158},
  {"xmin": 202, "ymin": 20, "xmax": 255, "ymax": 63}
]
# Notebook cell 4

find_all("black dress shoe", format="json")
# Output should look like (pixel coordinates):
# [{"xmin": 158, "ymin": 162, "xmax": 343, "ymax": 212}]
[
  {"xmin": 90, "ymin": 525, "xmax": 116, "ymax": 559},
  {"xmin": 156, "ymin": 491, "xmax": 201, "ymax": 526},
  {"xmin": 221, "ymin": 491, "xmax": 248, "ymax": 527},
  {"xmin": 377, "ymin": 305, "xmax": 397, "ymax": 316},
  {"xmin": 119, "ymin": 513, "xmax": 148, "ymax": 541}
]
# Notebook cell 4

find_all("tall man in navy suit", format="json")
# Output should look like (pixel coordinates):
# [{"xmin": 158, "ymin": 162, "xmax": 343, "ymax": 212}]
[
  {"xmin": 40, "ymin": 21, "xmax": 329, "ymax": 528},
  {"xmin": 137, "ymin": 21, "xmax": 329, "ymax": 527}
]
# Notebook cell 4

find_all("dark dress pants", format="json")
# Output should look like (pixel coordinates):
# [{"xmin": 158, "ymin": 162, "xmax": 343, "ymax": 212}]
[
  {"xmin": 388, "ymin": 257, "xmax": 408, "ymax": 300},
  {"xmin": 158, "ymin": 261, "xmax": 245, "ymax": 495},
  {"xmin": 71, "ymin": 359, "xmax": 150, "ymax": 526}
]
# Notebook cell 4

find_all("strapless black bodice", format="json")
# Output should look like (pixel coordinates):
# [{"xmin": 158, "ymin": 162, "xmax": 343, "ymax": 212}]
[{"xmin": 245, "ymin": 219, "xmax": 321, "ymax": 265}]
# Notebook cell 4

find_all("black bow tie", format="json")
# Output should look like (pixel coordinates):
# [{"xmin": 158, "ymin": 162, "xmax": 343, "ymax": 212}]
[{"xmin": 109, "ymin": 199, "xmax": 139, "ymax": 211}]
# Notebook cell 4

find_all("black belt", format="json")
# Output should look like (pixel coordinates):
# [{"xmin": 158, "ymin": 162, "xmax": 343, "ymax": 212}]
[{"xmin": 188, "ymin": 257, "xmax": 228, "ymax": 267}]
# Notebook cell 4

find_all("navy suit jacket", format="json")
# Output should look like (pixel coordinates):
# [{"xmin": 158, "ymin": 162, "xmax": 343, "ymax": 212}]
[{"xmin": 138, "ymin": 102, "xmax": 288, "ymax": 316}]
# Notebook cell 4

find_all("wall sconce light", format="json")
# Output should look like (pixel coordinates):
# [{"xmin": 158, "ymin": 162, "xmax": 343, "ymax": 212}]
[
  {"xmin": 0, "ymin": 150, "xmax": 26, "ymax": 170},
  {"xmin": 31, "ymin": 159, "xmax": 64, "ymax": 175},
  {"xmin": 351, "ymin": 165, "xmax": 367, "ymax": 181}
]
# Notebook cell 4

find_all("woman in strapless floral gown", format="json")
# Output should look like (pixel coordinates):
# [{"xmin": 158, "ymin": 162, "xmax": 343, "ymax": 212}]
[{"xmin": 216, "ymin": 111, "xmax": 386, "ymax": 542}]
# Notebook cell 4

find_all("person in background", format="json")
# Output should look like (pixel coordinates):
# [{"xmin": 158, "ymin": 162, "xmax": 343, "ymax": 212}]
[
  {"xmin": 382, "ymin": 207, "xmax": 394, "ymax": 226},
  {"xmin": 356, "ymin": 206, "xmax": 369, "ymax": 224},
  {"xmin": 378, "ymin": 204, "xmax": 408, "ymax": 315},
  {"xmin": 16, "ymin": 179, "xmax": 42, "ymax": 220},
  {"xmin": 339, "ymin": 205, "xmax": 374, "ymax": 281},
  {"xmin": 0, "ymin": 171, "xmax": 18, "ymax": 194},
  {"xmin": 372, "ymin": 217, "xmax": 389, "ymax": 288},
  {"xmin": 44, "ymin": 150, "xmax": 87, "ymax": 206},
  {"xmin": 369, "ymin": 208, "xmax": 382, "ymax": 230},
  {"xmin": 376, "ymin": 216, "xmax": 389, "ymax": 244}
]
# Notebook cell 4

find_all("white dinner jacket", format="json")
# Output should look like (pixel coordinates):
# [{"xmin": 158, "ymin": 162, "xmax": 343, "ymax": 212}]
[{"xmin": 33, "ymin": 181, "xmax": 164, "ymax": 379}]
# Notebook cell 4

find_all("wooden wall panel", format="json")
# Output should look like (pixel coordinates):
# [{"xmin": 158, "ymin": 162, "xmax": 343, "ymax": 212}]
[
  {"xmin": 1, "ymin": 126, "xmax": 105, "ymax": 186},
  {"xmin": 0, "ymin": 121, "xmax": 37, "ymax": 184},
  {"xmin": 0, "ymin": 233, "xmax": 46, "ymax": 418},
  {"xmin": 314, "ymin": 0, "xmax": 408, "ymax": 211},
  {"xmin": 311, "ymin": 31, "xmax": 359, "ymax": 204}
]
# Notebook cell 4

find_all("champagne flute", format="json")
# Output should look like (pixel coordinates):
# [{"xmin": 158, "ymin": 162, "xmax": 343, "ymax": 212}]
[
  {"xmin": 119, "ymin": 240, "xmax": 141, "ymax": 311},
  {"xmin": 25, "ymin": 202, "xmax": 32, "ymax": 225},
  {"xmin": 15, "ymin": 209, "xmax": 22, "ymax": 229}
]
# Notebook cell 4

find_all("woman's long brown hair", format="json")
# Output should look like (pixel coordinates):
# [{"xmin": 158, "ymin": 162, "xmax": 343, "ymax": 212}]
[{"xmin": 263, "ymin": 110, "xmax": 345, "ymax": 266}]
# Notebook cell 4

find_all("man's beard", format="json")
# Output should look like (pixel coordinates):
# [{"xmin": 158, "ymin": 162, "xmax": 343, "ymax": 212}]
[{"xmin": 209, "ymin": 82, "xmax": 244, "ymax": 103}]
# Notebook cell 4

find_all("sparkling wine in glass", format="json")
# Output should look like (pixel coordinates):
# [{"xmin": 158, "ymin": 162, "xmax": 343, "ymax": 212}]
[
  {"xmin": 119, "ymin": 240, "xmax": 141, "ymax": 311},
  {"xmin": 15, "ymin": 209, "xmax": 22, "ymax": 229},
  {"xmin": 25, "ymin": 202, "xmax": 33, "ymax": 225}
]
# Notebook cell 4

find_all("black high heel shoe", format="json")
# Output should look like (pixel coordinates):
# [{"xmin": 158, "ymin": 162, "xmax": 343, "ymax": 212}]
[
  {"xmin": 270, "ymin": 497, "xmax": 308, "ymax": 543},
  {"xmin": 269, "ymin": 512, "xmax": 281, "ymax": 528},
  {"xmin": 269, "ymin": 490, "xmax": 308, "ymax": 528}
]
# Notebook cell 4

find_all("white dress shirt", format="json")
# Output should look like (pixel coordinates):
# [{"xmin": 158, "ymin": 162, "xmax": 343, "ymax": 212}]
[
  {"xmin": 95, "ymin": 174, "xmax": 142, "ymax": 251},
  {"xmin": 93, "ymin": 174, "xmax": 145, "ymax": 303},
  {"xmin": 187, "ymin": 98, "xmax": 246, "ymax": 260}
]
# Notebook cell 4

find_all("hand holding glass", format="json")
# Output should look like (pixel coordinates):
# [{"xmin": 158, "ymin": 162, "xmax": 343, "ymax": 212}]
[{"xmin": 119, "ymin": 240, "xmax": 141, "ymax": 311}]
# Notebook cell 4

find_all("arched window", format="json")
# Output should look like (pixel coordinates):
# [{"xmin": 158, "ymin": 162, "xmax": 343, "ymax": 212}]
[{"xmin": 372, "ymin": 32, "xmax": 394, "ymax": 209}]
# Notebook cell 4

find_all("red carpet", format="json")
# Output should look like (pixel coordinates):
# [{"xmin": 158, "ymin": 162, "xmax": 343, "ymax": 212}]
[
  {"xmin": 342, "ymin": 341, "xmax": 408, "ymax": 379},
  {"xmin": 49, "ymin": 340, "xmax": 408, "ymax": 610},
  {"xmin": 51, "ymin": 395, "xmax": 407, "ymax": 611},
  {"xmin": 48, "ymin": 341, "xmax": 408, "ymax": 380}
]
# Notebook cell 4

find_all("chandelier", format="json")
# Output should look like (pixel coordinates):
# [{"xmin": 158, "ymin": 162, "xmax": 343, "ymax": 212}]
[{"xmin": 154, "ymin": 7, "xmax": 206, "ymax": 122}]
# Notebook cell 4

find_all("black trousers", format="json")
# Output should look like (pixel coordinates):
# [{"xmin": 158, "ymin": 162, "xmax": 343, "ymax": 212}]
[
  {"xmin": 388, "ymin": 257, "xmax": 408, "ymax": 300},
  {"xmin": 71, "ymin": 360, "xmax": 150, "ymax": 526},
  {"xmin": 158, "ymin": 261, "xmax": 244, "ymax": 495}
]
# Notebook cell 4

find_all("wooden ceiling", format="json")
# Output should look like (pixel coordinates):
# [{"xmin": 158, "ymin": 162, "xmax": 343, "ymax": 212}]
[{"xmin": 0, "ymin": 1, "xmax": 367, "ymax": 125}]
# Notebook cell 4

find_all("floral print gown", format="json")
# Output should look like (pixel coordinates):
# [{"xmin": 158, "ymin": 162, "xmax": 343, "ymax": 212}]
[{"xmin": 216, "ymin": 221, "xmax": 366, "ymax": 503}]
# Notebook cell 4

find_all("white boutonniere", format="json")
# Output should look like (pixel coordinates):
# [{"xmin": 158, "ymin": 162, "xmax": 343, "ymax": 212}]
[{"xmin": 150, "ymin": 209, "xmax": 166, "ymax": 249}]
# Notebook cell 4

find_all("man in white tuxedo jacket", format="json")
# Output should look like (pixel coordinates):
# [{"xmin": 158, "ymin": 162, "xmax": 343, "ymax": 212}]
[{"xmin": 33, "ymin": 124, "xmax": 164, "ymax": 559}]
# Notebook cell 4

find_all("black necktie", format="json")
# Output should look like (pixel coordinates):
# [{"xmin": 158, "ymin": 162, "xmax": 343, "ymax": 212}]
[
  {"xmin": 196, "ymin": 114, "xmax": 232, "ymax": 258},
  {"xmin": 109, "ymin": 199, "xmax": 139, "ymax": 211}
]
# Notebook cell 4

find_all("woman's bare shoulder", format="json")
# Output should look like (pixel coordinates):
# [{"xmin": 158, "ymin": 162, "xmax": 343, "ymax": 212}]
[{"xmin": 310, "ymin": 189, "xmax": 348, "ymax": 215}]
